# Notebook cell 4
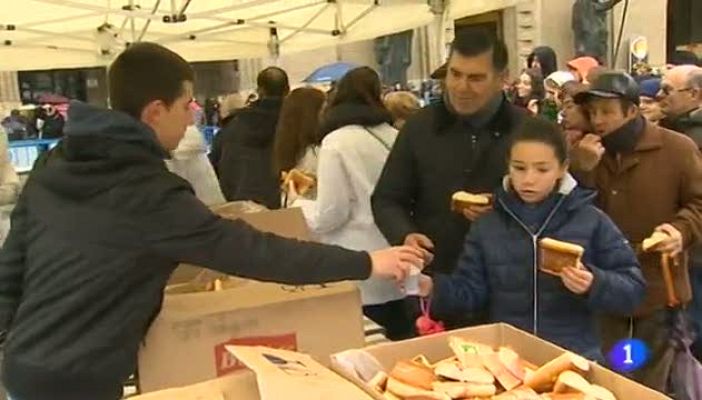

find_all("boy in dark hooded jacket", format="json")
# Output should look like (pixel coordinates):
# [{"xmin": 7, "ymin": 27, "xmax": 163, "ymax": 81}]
[{"xmin": 0, "ymin": 43, "xmax": 422, "ymax": 400}]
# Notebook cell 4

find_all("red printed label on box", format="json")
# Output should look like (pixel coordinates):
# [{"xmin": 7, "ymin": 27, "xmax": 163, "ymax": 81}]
[{"xmin": 214, "ymin": 333, "xmax": 298, "ymax": 376}]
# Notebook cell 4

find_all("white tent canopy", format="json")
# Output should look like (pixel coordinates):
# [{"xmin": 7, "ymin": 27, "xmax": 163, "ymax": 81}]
[{"xmin": 0, "ymin": 0, "xmax": 434, "ymax": 71}]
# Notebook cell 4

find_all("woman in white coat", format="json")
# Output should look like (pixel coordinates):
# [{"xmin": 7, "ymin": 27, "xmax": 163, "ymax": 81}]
[{"xmin": 290, "ymin": 67, "xmax": 414, "ymax": 340}]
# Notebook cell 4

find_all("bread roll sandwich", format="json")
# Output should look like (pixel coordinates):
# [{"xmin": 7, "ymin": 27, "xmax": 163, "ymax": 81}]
[
  {"xmin": 433, "ymin": 360, "xmax": 494, "ymax": 384},
  {"xmin": 281, "ymin": 169, "xmax": 316, "ymax": 196},
  {"xmin": 492, "ymin": 385, "xmax": 540, "ymax": 400},
  {"xmin": 431, "ymin": 381, "xmax": 497, "ymax": 398},
  {"xmin": 451, "ymin": 191, "xmax": 491, "ymax": 213},
  {"xmin": 642, "ymin": 231, "xmax": 668, "ymax": 252},
  {"xmin": 524, "ymin": 352, "xmax": 590, "ymax": 392},
  {"xmin": 385, "ymin": 377, "xmax": 450, "ymax": 400},
  {"xmin": 389, "ymin": 360, "xmax": 436, "ymax": 391},
  {"xmin": 481, "ymin": 352, "xmax": 522, "ymax": 391},
  {"xmin": 538, "ymin": 238, "xmax": 585, "ymax": 276}
]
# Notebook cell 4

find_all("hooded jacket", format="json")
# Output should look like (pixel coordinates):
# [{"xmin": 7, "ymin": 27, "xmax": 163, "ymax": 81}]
[
  {"xmin": 209, "ymin": 98, "xmax": 283, "ymax": 209},
  {"xmin": 567, "ymin": 57, "xmax": 600, "ymax": 82},
  {"xmin": 432, "ymin": 175, "xmax": 645, "ymax": 360},
  {"xmin": 528, "ymin": 46, "xmax": 558, "ymax": 78},
  {"xmin": 0, "ymin": 102, "xmax": 371, "ymax": 400}
]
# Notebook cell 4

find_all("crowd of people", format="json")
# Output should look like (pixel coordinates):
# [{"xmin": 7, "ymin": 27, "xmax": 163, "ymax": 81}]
[
  {"xmin": 1, "ymin": 26, "xmax": 702, "ymax": 400},
  {"xmin": 207, "ymin": 29, "xmax": 702, "ymax": 396}
]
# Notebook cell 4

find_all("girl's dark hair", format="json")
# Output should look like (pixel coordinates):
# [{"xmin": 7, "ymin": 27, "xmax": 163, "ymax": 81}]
[
  {"xmin": 510, "ymin": 117, "xmax": 568, "ymax": 164},
  {"xmin": 273, "ymin": 87, "xmax": 326, "ymax": 175},
  {"xmin": 521, "ymin": 68, "xmax": 545, "ymax": 100},
  {"xmin": 328, "ymin": 67, "xmax": 387, "ymax": 112}
]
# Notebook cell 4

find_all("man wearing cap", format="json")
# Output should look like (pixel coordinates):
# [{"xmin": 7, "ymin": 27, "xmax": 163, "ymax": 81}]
[{"xmin": 571, "ymin": 71, "xmax": 702, "ymax": 391}]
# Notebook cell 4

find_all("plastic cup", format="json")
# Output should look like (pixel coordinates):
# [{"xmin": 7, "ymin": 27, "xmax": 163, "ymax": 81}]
[{"xmin": 404, "ymin": 265, "xmax": 421, "ymax": 296}]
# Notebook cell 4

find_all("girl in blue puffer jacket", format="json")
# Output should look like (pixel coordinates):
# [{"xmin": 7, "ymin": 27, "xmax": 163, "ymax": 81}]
[{"xmin": 418, "ymin": 117, "xmax": 646, "ymax": 361}]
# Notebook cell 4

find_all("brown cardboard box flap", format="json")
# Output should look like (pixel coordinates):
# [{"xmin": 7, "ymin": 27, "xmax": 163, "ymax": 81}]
[
  {"xmin": 330, "ymin": 323, "xmax": 671, "ymax": 400},
  {"xmin": 129, "ymin": 372, "xmax": 259, "ymax": 400},
  {"xmin": 161, "ymin": 281, "xmax": 356, "ymax": 318},
  {"xmin": 169, "ymin": 206, "xmax": 311, "ymax": 286},
  {"xmin": 227, "ymin": 346, "xmax": 374, "ymax": 400}
]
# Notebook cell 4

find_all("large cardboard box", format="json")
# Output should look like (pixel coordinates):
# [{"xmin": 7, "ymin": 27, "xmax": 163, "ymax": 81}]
[
  {"xmin": 137, "ymin": 205, "xmax": 365, "ymax": 393},
  {"xmin": 129, "ymin": 372, "xmax": 259, "ymax": 400},
  {"xmin": 132, "ymin": 347, "xmax": 373, "ymax": 400},
  {"xmin": 331, "ymin": 323, "xmax": 672, "ymax": 400}
]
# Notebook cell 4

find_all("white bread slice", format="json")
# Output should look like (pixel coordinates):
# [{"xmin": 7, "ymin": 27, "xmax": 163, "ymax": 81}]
[
  {"xmin": 642, "ymin": 231, "xmax": 668, "ymax": 252},
  {"xmin": 539, "ymin": 238, "xmax": 585, "ymax": 257}
]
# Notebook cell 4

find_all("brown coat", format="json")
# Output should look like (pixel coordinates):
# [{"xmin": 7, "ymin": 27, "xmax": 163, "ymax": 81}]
[{"xmin": 576, "ymin": 121, "xmax": 702, "ymax": 315}]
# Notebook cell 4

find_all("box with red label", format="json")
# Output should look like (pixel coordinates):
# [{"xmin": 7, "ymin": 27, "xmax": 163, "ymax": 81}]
[
  {"xmin": 136, "ymin": 206, "xmax": 364, "ymax": 393},
  {"xmin": 137, "ymin": 280, "xmax": 363, "ymax": 393}
]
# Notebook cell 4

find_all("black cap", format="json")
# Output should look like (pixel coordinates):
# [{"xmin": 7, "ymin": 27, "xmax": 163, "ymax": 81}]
[{"xmin": 574, "ymin": 71, "xmax": 640, "ymax": 106}]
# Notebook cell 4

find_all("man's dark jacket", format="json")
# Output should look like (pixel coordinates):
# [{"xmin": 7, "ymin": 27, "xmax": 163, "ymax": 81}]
[{"xmin": 0, "ymin": 102, "xmax": 371, "ymax": 400}]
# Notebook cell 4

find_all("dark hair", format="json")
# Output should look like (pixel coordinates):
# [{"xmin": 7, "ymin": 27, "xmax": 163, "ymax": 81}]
[
  {"xmin": 273, "ymin": 87, "xmax": 326, "ymax": 175},
  {"xmin": 257, "ymin": 67, "xmax": 290, "ymax": 98},
  {"xmin": 510, "ymin": 117, "xmax": 568, "ymax": 164},
  {"xmin": 109, "ymin": 42, "xmax": 194, "ymax": 118},
  {"xmin": 328, "ymin": 67, "xmax": 387, "ymax": 111},
  {"xmin": 516, "ymin": 68, "xmax": 545, "ymax": 102},
  {"xmin": 450, "ymin": 28, "xmax": 508, "ymax": 72}
]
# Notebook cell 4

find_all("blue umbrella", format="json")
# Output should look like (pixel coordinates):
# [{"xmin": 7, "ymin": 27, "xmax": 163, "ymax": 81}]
[{"xmin": 303, "ymin": 62, "xmax": 358, "ymax": 83}]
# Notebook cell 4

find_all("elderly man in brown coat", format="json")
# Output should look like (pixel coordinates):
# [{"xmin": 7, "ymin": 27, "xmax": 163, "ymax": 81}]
[{"xmin": 571, "ymin": 71, "xmax": 702, "ymax": 392}]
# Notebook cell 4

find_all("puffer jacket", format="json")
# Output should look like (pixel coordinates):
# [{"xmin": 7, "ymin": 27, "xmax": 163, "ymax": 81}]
[{"xmin": 432, "ymin": 174, "xmax": 646, "ymax": 360}]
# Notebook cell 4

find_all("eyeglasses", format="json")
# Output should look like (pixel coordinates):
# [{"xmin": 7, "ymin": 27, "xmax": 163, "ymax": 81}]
[{"xmin": 659, "ymin": 86, "xmax": 693, "ymax": 96}]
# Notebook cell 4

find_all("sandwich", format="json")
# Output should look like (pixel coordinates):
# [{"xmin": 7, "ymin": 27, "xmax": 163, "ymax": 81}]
[
  {"xmin": 451, "ymin": 191, "xmax": 491, "ymax": 213},
  {"xmin": 538, "ymin": 238, "xmax": 585, "ymax": 276},
  {"xmin": 642, "ymin": 231, "xmax": 668, "ymax": 252},
  {"xmin": 281, "ymin": 169, "xmax": 316, "ymax": 196}
]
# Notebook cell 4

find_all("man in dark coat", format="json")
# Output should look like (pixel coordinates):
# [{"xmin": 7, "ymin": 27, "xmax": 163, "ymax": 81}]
[
  {"xmin": 371, "ymin": 29, "xmax": 529, "ymax": 328},
  {"xmin": 210, "ymin": 67, "xmax": 289, "ymax": 209}
]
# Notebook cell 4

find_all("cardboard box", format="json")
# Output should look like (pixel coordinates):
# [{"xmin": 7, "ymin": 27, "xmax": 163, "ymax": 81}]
[
  {"xmin": 168, "ymin": 204, "xmax": 311, "ymax": 287},
  {"xmin": 331, "ymin": 323, "xmax": 672, "ymax": 400},
  {"xmin": 137, "ymin": 206, "xmax": 365, "ymax": 393},
  {"xmin": 131, "ymin": 347, "xmax": 373, "ymax": 400},
  {"xmin": 129, "ymin": 372, "xmax": 259, "ymax": 400}
]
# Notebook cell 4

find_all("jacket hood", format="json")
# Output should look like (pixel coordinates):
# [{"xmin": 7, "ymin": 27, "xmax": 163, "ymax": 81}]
[
  {"xmin": 528, "ymin": 46, "xmax": 558, "ymax": 77},
  {"xmin": 228, "ymin": 98, "xmax": 283, "ymax": 148},
  {"xmin": 30, "ymin": 102, "xmax": 175, "ymax": 200},
  {"xmin": 319, "ymin": 103, "xmax": 393, "ymax": 138},
  {"xmin": 545, "ymin": 71, "xmax": 576, "ymax": 88},
  {"xmin": 64, "ymin": 101, "xmax": 167, "ymax": 155},
  {"xmin": 496, "ymin": 173, "xmax": 596, "ymax": 212},
  {"xmin": 567, "ymin": 57, "xmax": 599, "ymax": 81}
]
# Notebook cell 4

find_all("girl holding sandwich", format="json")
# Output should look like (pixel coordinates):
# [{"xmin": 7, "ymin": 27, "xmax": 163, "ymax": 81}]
[{"xmin": 418, "ymin": 117, "xmax": 646, "ymax": 361}]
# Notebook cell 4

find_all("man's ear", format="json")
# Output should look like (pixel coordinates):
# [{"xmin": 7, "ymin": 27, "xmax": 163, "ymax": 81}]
[
  {"xmin": 140, "ymin": 100, "xmax": 163, "ymax": 126},
  {"xmin": 628, "ymin": 104, "xmax": 639, "ymax": 119}
]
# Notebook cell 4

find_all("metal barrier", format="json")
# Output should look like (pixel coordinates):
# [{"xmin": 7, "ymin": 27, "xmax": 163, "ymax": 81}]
[
  {"xmin": 9, "ymin": 139, "xmax": 60, "ymax": 173},
  {"xmin": 7, "ymin": 126, "xmax": 218, "ymax": 174}
]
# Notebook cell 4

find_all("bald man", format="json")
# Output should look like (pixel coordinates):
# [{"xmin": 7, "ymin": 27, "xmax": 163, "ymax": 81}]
[
  {"xmin": 659, "ymin": 65, "xmax": 702, "ymax": 147},
  {"xmin": 659, "ymin": 65, "xmax": 702, "ymax": 363}
]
